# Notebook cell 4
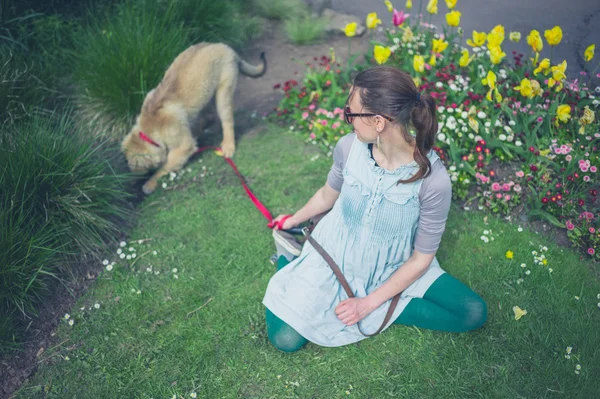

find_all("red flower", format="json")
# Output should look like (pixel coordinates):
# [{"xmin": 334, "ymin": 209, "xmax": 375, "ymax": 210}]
[
  {"xmin": 530, "ymin": 165, "xmax": 538, "ymax": 172},
  {"xmin": 578, "ymin": 199, "xmax": 585, "ymax": 206},
  {"xmin": 588, "ymin": 248, "xmax": 596, "ymax": 255},
  {"xmin": 542, "ymin": 197, "xmax": 549, "ymax": 203},
  {"xmin": 475, "ymin": 145, "xmax": 483, "ymax": 152},
  {"xmin": 273, "ymin": 83, "xmax": 281, "ymax": 89},
  {"xmin": 528, "ymin": 146, "xmax": 535, "ymax": 152},
  {"xmin": 591, "ymin": 189, "xmax": 598, "ymax": 196}
]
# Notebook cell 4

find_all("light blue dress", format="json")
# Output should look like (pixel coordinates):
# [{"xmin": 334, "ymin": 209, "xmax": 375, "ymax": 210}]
[{"xmin": 263, "ymin": 136, "xmax": 446, "ymax": 347}]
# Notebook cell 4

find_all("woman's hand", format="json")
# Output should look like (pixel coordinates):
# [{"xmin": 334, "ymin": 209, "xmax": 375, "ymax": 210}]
[
  {"xmin": 271, "ymin": 214, "xmax": 298, "ymax": 230},
  {"xmin": 335, "ymin": 297, "xmax": 375, "ymax": 326}
]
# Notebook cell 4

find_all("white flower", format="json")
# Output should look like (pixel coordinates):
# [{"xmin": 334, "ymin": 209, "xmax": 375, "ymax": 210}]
[
  {"xmin": 102, "ymin": 259, "xmax": 109, "ymax": 265},
  {"xmin": 64, "ymin": 313, "xmax": 70, "ymax": 320},
  {"xmin": 525, "ymin": 270, "xmax": 531, "ymax": 275},
  {"xmin": 153, "ymin": 251, "xmax": 158, "ymax": 256},
  {"xmin": 126, "ymin": 255, "xmax": 132, "ymax": 260},
  {"xmin": 517, "ymin": 278, "xmax": 524, "ymax": 284},
  {"xmin": 574, "ymin": 296, "xmax": 580, "ymax": 300},
  {"xmin": 132, "ymin": 253, "xmax": 136, "ymax": 258},
  {"xmin": 94, "ymin": 303, "xmax": 100, "ymax": 309},
  {"xmin": 436, "ymin": 82, "xmax": 444, "ymax": 89},
  {"xmin": 68, "ymin": 319, "xmax": 74, "ymax": 326},
  {"xmin": 520, "ymin": 263, "xmax": 526, "ymax": 268},
  {"xmin": 503, "ymin": 125, "xmax": 512, "ymax": 133},
  {"xmin": 136, "ymin": 290, "xmax": 141, "ymax": 295},
  {"xmin": 120, "ymin": 253, "xmax": 126, "ymax": 259},
  {"xmin": 106, "ymin": 264, "xmax": 113, "ymax": 271},
  {"xmin": 120, "ymin": 241, "xmax": 127, "ymax": 247},
  {"xmin": 517, "ymin": 227, "xmax": 523, "ymax": 232},
  {"xmin": 566, "ymin": 346, "xmax": 572, "ymax": 354},
  {"xmin": 515, "ymin": 140, "xmax": 522, "ymax": 147},
  {"xmin": 437, "ymin": 133, "xmax": 446, "ymax": 141},
  {"xmin": 480, "ymin": 236, "xmax": 489, "ymax": 243},
  {"xmin": 162, "ymin": 182, "xmax": 168, "ymax": 189},
  {"xmin": 449, "ymin": 83, "xmax": 458, "ymax": 91},
  {"xmin": 172, "ymin": 268, "xmax": 178, "ymax": 273},
  {"xmin": 174, "ymin": 274, "xmax": 179, "ymax": 279},
  {"xmin": 154, "ymin": 270, "xmax": 160, "ymax": 275},
  {"xmin": 484, "ymin": 121, "xmax": 491, "ymax": 128},
  {"xmin": 548, "ymin": 268, "xmax": 553, "ymax": 273},
  {"xmin": 499, "ymin": 134, "xmax": 507, "ymax": 141},
  {"xmin": 146, "ymin": 267, "xmax": 152, "ymax": 273},
  {"xmin": 460, "ymin": 111, "xmax": 468, "ymax": 119},
  {"xmin": 542, "ymin": 246, "xmax": 548, "ymax": 252},
  {"xmin": 191, "ymin": 393, "xmax": 197, "ymax": 398},
  {"xmin": 463, "ymin": 179, "xmax": 470, "ymax": 184},
  {"xmin": 117, "ymin": 248, "xmax": 122, "ymax": 255},
  {"xmin": 576, "ymin": 364, "xmax": 581, "ymax": 370},
  {"xmin": 437, "ymin": 106, "xmax": 446, "ymax": 113}
]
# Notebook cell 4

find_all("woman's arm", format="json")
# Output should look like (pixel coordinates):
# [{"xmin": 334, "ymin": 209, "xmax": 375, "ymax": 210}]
[
  {"xmin": 335, "ymin": 251, "xmax": 434, "ymax": 326},
  {"xmin": 277, "ymin": 183, "xmax": 340, "ymax": 229}
]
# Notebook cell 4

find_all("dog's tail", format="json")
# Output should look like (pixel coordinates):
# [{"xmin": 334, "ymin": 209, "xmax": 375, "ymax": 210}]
[{"xmin": 238, "ymin": 52, "xmax": 267, "ymax": 78}]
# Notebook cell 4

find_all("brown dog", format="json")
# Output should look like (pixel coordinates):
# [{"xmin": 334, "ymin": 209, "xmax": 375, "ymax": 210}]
[{"xmin": 121, "ymin": 42, "xmax": 266, "ymax": 194}]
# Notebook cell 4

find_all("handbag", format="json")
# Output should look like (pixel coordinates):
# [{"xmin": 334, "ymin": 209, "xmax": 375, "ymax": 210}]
[{"xmin": 300, "ymin": 213, "xmax": 400, "ymax": 337}]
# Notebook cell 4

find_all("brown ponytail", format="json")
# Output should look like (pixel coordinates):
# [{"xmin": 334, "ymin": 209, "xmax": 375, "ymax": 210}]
[{"xmin": 351, "ymin": 66, "xmax": 438, "ymax": 184}]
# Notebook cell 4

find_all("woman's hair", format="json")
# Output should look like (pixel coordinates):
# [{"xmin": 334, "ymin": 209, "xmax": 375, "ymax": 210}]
[{"xmin": 350, "ymin": 66, "xmax": 437, "ymax": 184}]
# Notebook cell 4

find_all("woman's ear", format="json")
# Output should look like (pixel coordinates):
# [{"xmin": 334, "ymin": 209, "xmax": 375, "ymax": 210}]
[{"xmin": 375, "ymin": 116, "xmax": 386, "ymax": 132}]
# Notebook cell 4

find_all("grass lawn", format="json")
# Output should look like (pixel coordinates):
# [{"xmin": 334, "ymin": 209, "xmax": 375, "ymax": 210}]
[{"xmin": 15, "ymin": 125, "xmax": 600, "ymax": 398}]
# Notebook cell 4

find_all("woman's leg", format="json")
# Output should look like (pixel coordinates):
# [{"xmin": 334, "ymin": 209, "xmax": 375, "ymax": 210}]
[
  {"xmin": 266, "ymin": 255, "xmax": 309, "ymax": 352},
  {"xmin": 393, "ymin": 273, "xmax": 487, "ymax": 333}
]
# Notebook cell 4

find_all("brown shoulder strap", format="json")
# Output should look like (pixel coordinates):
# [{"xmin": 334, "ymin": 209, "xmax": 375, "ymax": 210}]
[{"xmin": 303, "ymin": 228, "xmax": 400, "ymax": 337}]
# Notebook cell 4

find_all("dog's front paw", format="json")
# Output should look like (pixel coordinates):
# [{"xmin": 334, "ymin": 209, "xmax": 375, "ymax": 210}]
[
  {"xmin": 142, "ymin": 180, "xmax": 157, "ymax": 195},
  {"xmin": 220, "ymin": 141, "xmax": 235, "ymax": 158}
]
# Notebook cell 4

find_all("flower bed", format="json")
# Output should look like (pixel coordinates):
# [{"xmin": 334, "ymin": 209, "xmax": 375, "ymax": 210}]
[{"xmin": 272, "ymin": 0, "xmax": 599, "ymax": 260}]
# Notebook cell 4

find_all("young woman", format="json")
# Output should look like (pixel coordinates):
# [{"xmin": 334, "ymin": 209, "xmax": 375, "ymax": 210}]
[{"xmin": 263, "ymin": 66, "xmax": 487, "ymax": 352}]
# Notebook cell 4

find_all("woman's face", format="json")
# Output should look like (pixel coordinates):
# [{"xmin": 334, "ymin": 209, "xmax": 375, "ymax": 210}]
[{"xmin": 346, "ymin": 89, "xmax": 379, "ymax": 144}]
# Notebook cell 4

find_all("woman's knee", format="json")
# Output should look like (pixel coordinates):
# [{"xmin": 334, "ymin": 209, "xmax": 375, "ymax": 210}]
[
  {"xmin": 266, "ymin": 309, "xmax": 307, "ymax": 352},
  {"xmin": 462, "ymin": 296, "xmax": 488, "ymax": 331}
]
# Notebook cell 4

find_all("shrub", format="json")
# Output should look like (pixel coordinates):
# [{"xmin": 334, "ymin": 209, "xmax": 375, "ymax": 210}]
[
  {"xmin": 284, "ymin": 15, "xmax": 328, "ymax": 45},
  {"xmin": 254, "ymin": 0, "xmax": 307, "ymax": 20}
]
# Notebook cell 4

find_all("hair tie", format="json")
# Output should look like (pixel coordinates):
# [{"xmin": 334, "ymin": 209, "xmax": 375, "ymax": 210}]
[{"xmin": 415, "ymin": 92, "xmax": 421, "ymax": 105}]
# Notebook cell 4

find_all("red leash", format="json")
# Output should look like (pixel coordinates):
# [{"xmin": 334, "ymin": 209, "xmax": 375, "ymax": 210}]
[{"xmin": 195, "ymin": 146, "xmax": 290, "ymax": 230}]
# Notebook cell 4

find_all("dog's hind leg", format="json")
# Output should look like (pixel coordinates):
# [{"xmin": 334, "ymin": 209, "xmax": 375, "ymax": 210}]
[
  {"xmin": 142, "ymin": 132, "xmax": 197, "ymax": 195},
  {"xmin": 215, "ymin": 66, "xmax": 238, "ymax": 158}
]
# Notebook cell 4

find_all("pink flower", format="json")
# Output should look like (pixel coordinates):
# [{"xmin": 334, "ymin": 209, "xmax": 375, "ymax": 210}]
[
  {"xmin": 332, "ymin": 122, "xmax": 340, "ymax": 129},
  {"xmin": 502, "ymin": 183, "xmax": 511, "ymax": 192},
  {"xmin": 537, "ymin": 116, "xmax": 543, "ymax": 123},
  {"xmin": 515, "ymin": 171, "xmax": 525, "ymax": 178},
  {"xmin": 392, "ymin": 9, "xmax": 409, "ymax": 26},
  {"xmin": 591, "ymin": 166, "xmax": 597, "ymax": 173},
  {"xmin": 504, "ymin": 195, "xmax": 511, "ymax": 201},
  {"xmin": 588, "ymin": 248, "xmax": 596, "ymax": 255},
  {"xmin": 590, "ymin": 227, "xmax": 596, "ymax": 234},
  {"xmin": 308, "ymin": 104, "xmax": 316, "ymax": 111},
  {"xmin": 513, "ymin": 185, "xmax": 522, "ymax": 193},
  {"xmin": 320, "ymin": 120, "xmax": 328, "ymax": 126},
  {"xmin": 496, "ymin": 193, "xmax": 503, "ymax": 199},
  {"xmin": 309, "ymin": 132, "xmax": 316, "ymax": 139},
  {"xmin": 566, "ymin": 220, "xmax": 575, "ymax": 230},
  {"xmin": 584, "ymin": 176, "xmax": 590, "ymax": 182},
  {"xmin": 302, "ymin": 112, "xmax": 309, "ymax": 120},
  {"xmin": 333, "ymin": 107, "xmax": 344, "ymax": 115},
  {"xmin": 491, "ymin": 183, "xmax": 501, "ymax": 191},
  {"xmin": 566, "ymin": 155, "xmax": 572, "ymax": 162}
]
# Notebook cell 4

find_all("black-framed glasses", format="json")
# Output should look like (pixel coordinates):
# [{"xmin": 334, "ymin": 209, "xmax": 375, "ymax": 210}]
[{"xmin": 344, "ymin": 106, "xmax": 394, "ymax": 124}]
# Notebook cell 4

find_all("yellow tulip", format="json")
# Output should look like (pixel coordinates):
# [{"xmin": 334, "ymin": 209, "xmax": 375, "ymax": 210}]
[
  {"xmin": 527, "ymin": 30, "xmax": 543, "ymax": 53},
  {"xmin": 429, "ymin": 53, "xmax": 437, "ymax": 66},
  {"xmin": 402, "ymin": 26, "xmax": 414, "ymax": 42},
  {"xmin": 533, "ymin": 58, "xmax": 550, "ymax": 76},
  {"xmin": 482, "ymin": 71, "xmax": 502, "ymax": 102},
  {"xmin": 513, "ymin": 306, "xmax": 527, "ymax": 321},
  {"xmin": 489, "ymin": 46, "xmax": 506, "ymax": 65},
  {"xmin": 487, "ymin": 32, "xmax": 504, "ymax": 48},
  {"xmin": 544, "ymin": 26, "xmax": 562, "ymax": 46},
  {"xmin": 491, "ymin": 24, "xmax": 505, "ymax": 40},
  {"xmin": 406, "ymin": 0, "xmax": 413, "ymax": 9},
  {"xmin": 530, "ymin": 80, "xmax": 543, "ymax": 97},
  {"xmin": 514, "ymin": 79, "xmax": 534, "ymax": 98},
  {"xmin": 374, "ymin": 45, "xmax": 392, "ymax": 64},
  {"xmin": 343, "ymin": 22, "xmax": 357, "ymax": 37},
  {"xmin": 556, "ymin": 104, "xmax": 571, "ymax": 125},
  {"xmin": 509, "ymin": 32, "xmax": 521, "ymax": 42},
  {"xmin": 467, "ymin": 106, "xmax": 479, "ymax": 133},
  {"xmin": 446, "ymin": 10, "xmax": 461, "ymax": 27},
  {"xmin": 445, "ymin": 0, "xmax": 458, "ymax": 9},
  {"xmin": 432, "ymin": 38, "xmax": 449, "ymax": 53},
  {"xmin": 466, "ymin": 31, "xmax": 486, "ymax": 47},
  {"xmin": 578, "ymin": 106, "xmax": 595, "ymax": 134},
  {"xmin": 427, "ymin": 0, "xmax": 438, "ymax": 14},
  {"xmin": 413, "ymin": 54, "xmax": 425, "ymax": 73},
  {"xmin": 385, "ymin": 0, "xmax": 394, "ymax": 12},
  {"xmin": 459, "ymin": 48, "xmax": 474, "ymax": 67},
  {"xmin": 366, "ymin": 12, "xmax": 382, "ymax": 29},
  {"xmin": 412, "ymin": 76, "xmax": 421, "ymax": 87},
  {"xmin": 584, "ymin": 44, "xmax": 595, "ymax": 62},
  {"xmin": 548, "ymin": 60, "xmax": 567, "ymax": 91}
]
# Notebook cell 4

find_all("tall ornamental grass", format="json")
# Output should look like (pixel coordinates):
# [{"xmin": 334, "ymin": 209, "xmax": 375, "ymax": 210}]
[{"xmin": 0, "ymin": 110, "xmax": 133, "ymax": 350}]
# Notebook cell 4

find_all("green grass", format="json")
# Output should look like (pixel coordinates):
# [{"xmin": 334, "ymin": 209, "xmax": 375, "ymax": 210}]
[
  {"xmin": 284, "ymin": 15, "xmax": 328, "ymax": 45},
  {"xmin": 13, "ymin": 126, "xmax": 600, "ymax": 398},
  {"xmin": 254, "ymin": 0, "xmax": 307, "ymax": 20}
]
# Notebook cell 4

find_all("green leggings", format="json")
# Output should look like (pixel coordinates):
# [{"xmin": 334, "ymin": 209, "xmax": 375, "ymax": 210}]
[{"xmin": 266, "ymin": 256, "xmax": 487, "ymax": 352}]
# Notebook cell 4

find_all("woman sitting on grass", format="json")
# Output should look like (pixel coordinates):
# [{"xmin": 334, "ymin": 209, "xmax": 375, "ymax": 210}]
[{"xmin": 263, "ymin": 66, "xmax": 487, "ymax": 352}]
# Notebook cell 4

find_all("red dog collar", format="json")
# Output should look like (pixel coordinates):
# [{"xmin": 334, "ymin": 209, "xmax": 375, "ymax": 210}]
[{"xmin": 139, "ymin": 131, "xmax": 161, "ymax": 147}]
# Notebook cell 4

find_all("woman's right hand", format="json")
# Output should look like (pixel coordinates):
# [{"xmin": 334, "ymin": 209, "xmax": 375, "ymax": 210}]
[{"xmin": 271, "ymin": 214, "xmax": 298, "ymax": 230}]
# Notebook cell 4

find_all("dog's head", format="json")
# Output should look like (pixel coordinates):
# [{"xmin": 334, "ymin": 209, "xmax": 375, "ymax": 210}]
[{"xmin": 121, "ymin": 123, "xmax": 166, "ymax": 174}]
